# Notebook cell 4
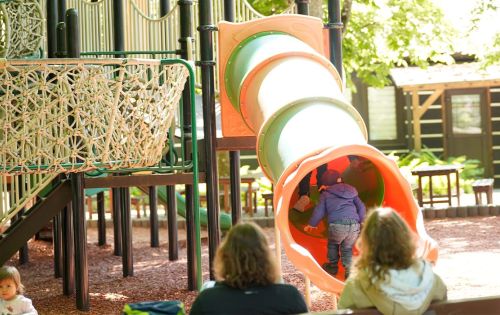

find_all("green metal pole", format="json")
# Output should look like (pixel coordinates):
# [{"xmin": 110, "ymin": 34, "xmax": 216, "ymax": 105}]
[
  {"xmin": 160, "ymin": 0, "xmax": 170, "ymax": 16},
  {"xmin": 178, "ymin": 0, "xmax": 201, "ymax": 290},
  {"xmin": 66, "ymin": 8, "xmax": 90, "ymax": 311},
  {"xmin": 198, "ymin": 0, "xmax": 220, "ymax": 281},
  {"xmin": 327, "ymin": 0, "xmax": 343, "ymax": 78},
  {"xmin": 223, "ymin": 0, "xmax": 242, "ymax": 226},
  {"xmin": 162, "ymin": 59, "xmax": 202, "ymax": 290},
  {"xmin": 295, "ymin": 0, "xmax": 309, "ymax": 15}
]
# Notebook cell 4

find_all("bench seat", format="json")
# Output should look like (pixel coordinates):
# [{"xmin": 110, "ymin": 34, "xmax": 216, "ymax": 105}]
[
  {"xmin": 301, "ymin": 295, "xmax": 500, "ymax": 315},
  {"xmin": 472, "ymin": 178, "xmax": 494, "ymax": 205}
]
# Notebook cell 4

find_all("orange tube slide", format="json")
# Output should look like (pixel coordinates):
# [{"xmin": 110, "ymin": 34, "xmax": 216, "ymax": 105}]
[{"xmin": 218, "ymin": 15, "xmax": 437, "ymax": 294}]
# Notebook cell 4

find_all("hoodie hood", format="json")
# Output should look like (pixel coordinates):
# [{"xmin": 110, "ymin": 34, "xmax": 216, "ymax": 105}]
[
  {"xmin": 378, "ymin": 260, "xmax": 435, "ymax": 311},
  {"xmin": 325, "ymin": 183, "xmax": 358, "ymax": 199}
]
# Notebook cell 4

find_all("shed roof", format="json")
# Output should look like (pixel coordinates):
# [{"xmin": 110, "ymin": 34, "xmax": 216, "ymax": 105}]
[{"xmin": 390, "ymin": 63, "xmax": 500, "ymax": 91}]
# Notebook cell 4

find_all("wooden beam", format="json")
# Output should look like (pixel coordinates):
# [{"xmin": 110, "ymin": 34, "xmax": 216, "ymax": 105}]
[
  {"xmin": 0, "ymin": 180, "xmax": 72, "ymax": 266},
  {"xmin": 215, "ymin": 136, "xmax": 257, "ymax": 150},
  {"xmin": 411, "ymin": 89, "xmax": 444, "ymax": 152},
  {"xmin": 84, "ymin": 173, "xmax": 206, "ymax": 188},
  {"xmin": 415, "ymin": 89, "xmax": 444, "ymax": 119},
  {"xmin": 312, "ymin": 295, "xmax": 500, "ymax": 314},
  {"xmin": 411, "ymin": 90, "xmax": 422, "ymax": 151},
  {"xmin": 402, "ymin": 79, "xmax": 500, "ymax": 92}
]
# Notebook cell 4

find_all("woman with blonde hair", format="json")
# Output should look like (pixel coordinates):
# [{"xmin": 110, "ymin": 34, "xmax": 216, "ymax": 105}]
[
  {"xmin": 338, "ymin": 207, "xmax": 447, "ymax": 315},
  {"xmin": 190, "ymin": 222, "xmax": 307, "ymax": 315}
]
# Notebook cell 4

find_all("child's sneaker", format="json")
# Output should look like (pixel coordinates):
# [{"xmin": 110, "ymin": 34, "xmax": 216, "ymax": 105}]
[
  {"xmin": 292, "ymin": 195, "xmax": 310, "ymax": 212},
  {"xmin": 322, "ymin": 263, "xmax": 338, "ymax": 276}
]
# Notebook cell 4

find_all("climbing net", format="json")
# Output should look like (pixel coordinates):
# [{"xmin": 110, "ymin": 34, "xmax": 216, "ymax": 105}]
[
  {"xmin": 0, "ymin": 0, "xmax": 44, "ymax": 58},
  {"xmin": 0, "ymin": 58, "xmax": 189, "ymax": 175}
]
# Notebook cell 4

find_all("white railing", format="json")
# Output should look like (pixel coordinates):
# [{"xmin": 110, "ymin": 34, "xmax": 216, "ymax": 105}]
[
  {"xmin": 65, "ymin": 0, "xmax": 296, "ymax": 91},
  {"xmin": 0, "ymin": 173, "xmax": 58, "ymax": 231}
]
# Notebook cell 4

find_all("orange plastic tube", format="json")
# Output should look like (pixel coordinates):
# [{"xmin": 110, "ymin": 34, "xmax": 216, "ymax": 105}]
[{"xmin": 218, "ymin": 15, "xmax": 437, "ymax": 295}]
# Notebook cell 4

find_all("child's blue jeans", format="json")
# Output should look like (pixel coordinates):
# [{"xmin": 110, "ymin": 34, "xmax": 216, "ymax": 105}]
[{"xmin": 327, "ymin": 219, "xmax": 361, "ymax": 274}]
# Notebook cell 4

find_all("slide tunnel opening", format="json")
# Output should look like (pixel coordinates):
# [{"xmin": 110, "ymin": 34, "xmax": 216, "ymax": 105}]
[{"xmin": 287, "ymin": 154, "xmax": 385, "ymax": 280}]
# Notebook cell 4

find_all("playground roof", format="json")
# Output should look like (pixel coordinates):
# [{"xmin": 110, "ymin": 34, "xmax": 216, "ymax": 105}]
[{"xmin": 390, "ymin": 62, "xmax": 500, "ymax": 92}]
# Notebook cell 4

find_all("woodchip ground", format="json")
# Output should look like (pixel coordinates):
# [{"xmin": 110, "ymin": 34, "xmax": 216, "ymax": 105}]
[{"xmin": 7, "ymin": 216, "xmax": 500, "ymax": 314}]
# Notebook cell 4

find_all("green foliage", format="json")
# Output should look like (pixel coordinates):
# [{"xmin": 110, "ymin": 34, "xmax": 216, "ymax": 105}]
[
  {"xmin": 469, "ymin": 0, "xmax": 500, "ymax": 67},
  {"xmin": 217, "ymin": 151, "xmax": 230, "ymax": 177},
  {"xmin": 247, "ymin": 0, "xmax": 292, "ymax": 15},
  {"xmin": 343, "ymin": 0, "xmax": 454, "ymax": 87},
  {"xmin": 482, "ymin": 33, "xmax": 500, "ymax": 67},
  {"xmin": 470, "ymin": 0, "xmax": 499, "ymax": 29},
  {"xmin": 130, "ymin": 187, "xmax": 143, "ymax": 197},
  {"xmin": 247, "ymin": 0, "xmax": 455, "ymax": 88},
  {"xmin": 392, "ymin": 149, "xmax": 484, "ymax": 195}
]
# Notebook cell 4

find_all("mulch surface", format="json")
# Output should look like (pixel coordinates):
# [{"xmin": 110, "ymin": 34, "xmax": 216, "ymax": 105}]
[{"xmin": 7, "ymin": 216, "xmax": 500, "ymax": 314}]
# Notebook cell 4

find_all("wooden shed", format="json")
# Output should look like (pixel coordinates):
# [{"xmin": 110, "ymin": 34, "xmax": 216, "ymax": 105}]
[{"xmin": 390, "ymin": 63, "xmax": 500, "ymax": 180}]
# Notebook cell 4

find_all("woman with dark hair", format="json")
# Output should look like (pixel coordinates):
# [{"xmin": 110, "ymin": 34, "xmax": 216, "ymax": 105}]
[
  {"xmin": 190, "ymin": 222, "xmax": 308, "ymax": 315},
  {"xmin": 338, "ymin": 207, "xmax": 447, "ymax": 315}
]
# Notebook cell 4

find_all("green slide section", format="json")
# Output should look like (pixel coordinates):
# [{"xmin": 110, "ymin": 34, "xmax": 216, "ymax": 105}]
[
  {"xmin": 173, "ymin": 190, "xmax": 232, "ymax": 231},
  {"xmin": 138, "ymin": 186, "xmax": 232, "ymax": 231},
  {"xmin": 85, "ymin": 188, "xmax": 108, "ymax": 197}
]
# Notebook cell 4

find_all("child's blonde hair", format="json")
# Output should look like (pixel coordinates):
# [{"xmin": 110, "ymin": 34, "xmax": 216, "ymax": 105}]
[
  {"xmin": 214, "ymin": 222, "xmax": 279, "ymax": 289},
  {"xmin": 0, "ymin": 266, "xmax": 24, "ymax": 294},
  {"xmin": 354, "ymin": 207, "xmax": 416, "ymax": 284}
]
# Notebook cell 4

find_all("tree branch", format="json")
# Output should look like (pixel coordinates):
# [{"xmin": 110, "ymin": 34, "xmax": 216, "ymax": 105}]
[{"xmin": 341, "ymin": 0, "xmax": 353, "ymax": 34}]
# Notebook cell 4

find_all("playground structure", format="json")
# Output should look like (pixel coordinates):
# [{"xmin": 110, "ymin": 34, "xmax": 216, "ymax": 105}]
[{"xmin": 0, "ymin": 0, "xmax": 439, "ymax": 312}]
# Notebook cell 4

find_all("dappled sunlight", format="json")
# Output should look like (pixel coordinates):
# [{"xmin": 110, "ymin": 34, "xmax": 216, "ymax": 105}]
[
  {"xmin": 310, "ymin": 285, "xmax": 334, "ymax": 302},
  {"xmin": 434, "ymin": 236, "xmax": 500, "ymax": 255},
  {"xmin": 429, "ymin": 218, "xmax": 491, "ymax": 228},
  {"xmin": 90, "ymin": 292, "xmax": 128, "ymax": 301},
  {"xmin": 13, "ymin": 219, "xmax": 500, "ymax": 313},
  {"xmin": 134, "ymin": 260, "xmax": 168, "ymax": 270},
  {"xmin": 423, "ymin": 216, "xmax": 500, "ymax": 299},
  {"xmin": 435, "ymin": 251, "xmax": 500, "ymax": 300}
]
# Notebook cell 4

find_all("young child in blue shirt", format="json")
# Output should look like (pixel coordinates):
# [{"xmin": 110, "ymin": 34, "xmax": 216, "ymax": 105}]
[{"xmin": 304, "ymin": 169, "xmax": 366, "ymax": 279}]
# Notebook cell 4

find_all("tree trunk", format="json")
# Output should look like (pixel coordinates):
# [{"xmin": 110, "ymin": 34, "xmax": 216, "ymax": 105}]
[
  {"xmin": 309, "ymin": 0, "xmax": 323, "ymax": 19},
  {"xmin": 341, "ymin": 0, "xmax": 353, "ymax": 34}
]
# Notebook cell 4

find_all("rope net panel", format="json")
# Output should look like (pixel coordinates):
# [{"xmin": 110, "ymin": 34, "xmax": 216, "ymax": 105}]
[
  {"xmin": 0, "ymin": 58, "xmax": 188, "ymax": 175},
  {"xmin": 0, "ymin": 0, "xmax": 44, "ymax": 58},
  {"xmin": 0, "ymin": 5, "xmax": 8, "ymax": 58}
]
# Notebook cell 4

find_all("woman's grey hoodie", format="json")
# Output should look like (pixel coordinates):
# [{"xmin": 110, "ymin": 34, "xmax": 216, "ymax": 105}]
[{"xmin": 338, "ymin": 260, "xmax": 447, "ymax": 315}]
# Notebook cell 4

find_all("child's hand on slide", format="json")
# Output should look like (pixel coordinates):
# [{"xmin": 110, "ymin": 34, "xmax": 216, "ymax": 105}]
[{"xmin": 304, "ymin": 225, "xmax": 317, "ymax": 232}]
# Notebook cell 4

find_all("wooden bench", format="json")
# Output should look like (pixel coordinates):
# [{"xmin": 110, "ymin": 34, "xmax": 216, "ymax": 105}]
[
  {"xmin": 472, "ymin": 178, "xmax": 494, "ymax": 205},
  {"xmin": 262, "ymin": 192, "xmax": 273, "ymax": 217},
  {"xmin": 302, "ymin": 295, "xmax": 500, "ymax": 314},
  {"xmin": 411, "ymin": 164, "xmax": 462, "ymax": 207}
]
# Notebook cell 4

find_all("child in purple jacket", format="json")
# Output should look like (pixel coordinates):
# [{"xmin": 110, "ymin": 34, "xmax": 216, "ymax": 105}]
[{"xmin": 304, "ymin": 169, "xmax": 366, "ymax": 279}]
